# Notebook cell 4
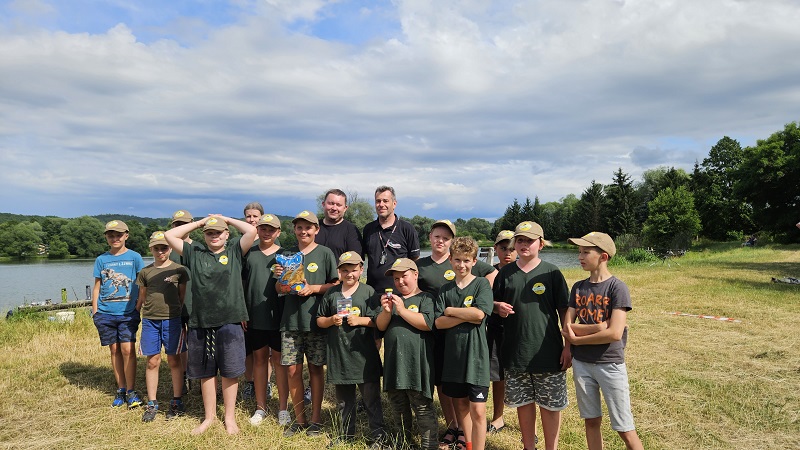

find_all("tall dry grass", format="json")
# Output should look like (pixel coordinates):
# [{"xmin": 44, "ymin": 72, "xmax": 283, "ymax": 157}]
[{"xmin": 1, "ymin": 244, "xmax": 799, "ymax": 449}]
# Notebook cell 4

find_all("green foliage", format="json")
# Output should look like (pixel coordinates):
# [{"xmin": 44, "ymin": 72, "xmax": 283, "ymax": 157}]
[
  {"xmin": 125, "ymin": 220, "xmax": 149, "ymax": 255},
  {"xmin": 573, "ymin": 180, "xmax": 606, "ymax": 235},
  {"xmin": 491, "ymin": 198, "xmax": 522, "ymax": 237},
  {"xmin": 622, "ymin": 247, "xmax": 660, "ymax": 263},
  {"xmin": 454, "ymin": 217, "xmax": 492, "ymax": 241},
  {"xmin": 635, "ymin": 166, "xmax": 691, "ymax": 225},
  {"xmin": 605, "ymin": 168, "xmax": 639, "ymax": 237},
  {"xmin": 279, "ymin": 220, "xmax": 298, "ymax": 249},
  {"xmin": 403, "ymin": 215, "xmax": 436, "ymax": 248},
  {"xmin": 734, "ymin": 121, "xmax": 800, "ymax": 240},
  {"xmin": 59, "ymin": 216, "xmax": 105, "ymax": 257},
  {"xmin": 642, "ymin": 186, "xmax": 701, "ymax": 251},
  {"xmin": 47, "ymin": 238, "xmax": 70, "ymax": 259},
  {"xmin": 0, "ymin": 221, "xmax": 45, "ymax": 257}
]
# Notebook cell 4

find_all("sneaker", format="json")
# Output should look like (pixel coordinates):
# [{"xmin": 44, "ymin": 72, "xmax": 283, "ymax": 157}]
[
  {"xmin": 249, "ymin": 409, "xmax": 267, "ymax": 426},
  {"xmin": 126, "ymin": 390, "xmax": 142, "ymax": 409},
  {"xmin": 141, "ymin": 401, "xmax": 158, "ymax": 422},
  {"xmin": 277, "ymin": 410, "xmax": 291, "ymax": 426},
  {"xmin": 165, "ymin": 398, "xmax": 185, "ymax": 420},
  {"xmin": 111, "ymin": 388, "xmax": 127, "ymax": 408},
  {"xmin": 283, "ymin": 422, "xmax": 308, "ymax": 437},
  {"xmin": 242, "ymin": 381, "xmax": 255, "ymax": 400},
  {"xmin": 306, "ymin": 422, "xmax": 323, "ymax": 437},
  {"xmin": 303, "ymin": 386, "xmax": 312, "ymax": 404}
]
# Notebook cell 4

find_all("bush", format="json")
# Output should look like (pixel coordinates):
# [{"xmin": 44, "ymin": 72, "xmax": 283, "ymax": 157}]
[{"xmin": 623, "ymin": 247, "xmax": 660, "ymax": 263}]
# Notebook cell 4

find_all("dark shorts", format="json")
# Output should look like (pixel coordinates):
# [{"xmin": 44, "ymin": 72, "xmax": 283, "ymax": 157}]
[
  {"xmin": 487, "ymin": 324, "xmax": 504, "ymax": 382},
  {"xmin": 140, "ymin": 317, "xmax": 186, "ymax": 356},
  {"xmin": 246, "ymin": 328, "xmax": 281, "ymax": 353},
  {"xmin": 93, "ymin": 311, "xmax": 140, "ymax": 346},
  {"xmin": 442, "ymin": 382, "xmax": 489, "ymax": 403},
  {"xmin": 186, "ymin": 323, "xmax": 246, "ymax": 379}
]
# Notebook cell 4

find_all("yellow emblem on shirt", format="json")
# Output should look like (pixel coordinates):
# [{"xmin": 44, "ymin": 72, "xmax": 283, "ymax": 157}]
[
  {"xmin": 307, "ymin": 263, "xmax": 319, "ymax": 272},
  {"xmin": 532, "ymin": 282, "xmax": 545, "ymax": 294},
  {"xmin": 408, "ymin": 305, "xmax": 419, "ymax": 312},
  {"xmin": 350, "ymin": 307, "xmax": 361, "ymax": 317},
  {"xmin": 463, "ymin": 296, "xmax": 474, "ymax": 307},
  {"xmin": 444, "ymin": 270, "xmax": 455, "ymax": 281},
  {"xmin": 219, "ymin": 255, "xmax": 229, "ymax": 265}
]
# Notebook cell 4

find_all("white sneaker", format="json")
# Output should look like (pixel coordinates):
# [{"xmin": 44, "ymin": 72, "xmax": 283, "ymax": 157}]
[
  {"xmin": 278, "ymin": 409, "xmax": 291, "ymax": 426},
  {"xmin": 249, "ymin": 409, "xmax": 267, "ymax": 426}
]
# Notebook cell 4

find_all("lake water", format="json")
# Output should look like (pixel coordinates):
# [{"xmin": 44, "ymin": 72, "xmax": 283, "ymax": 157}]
[{"xmin": 0, "ymin": 250, "xmax": 579, "ymax": 313}]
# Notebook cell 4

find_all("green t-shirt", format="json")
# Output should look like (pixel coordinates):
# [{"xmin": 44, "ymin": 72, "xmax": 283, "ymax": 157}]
[
  {"xmin": 182, "ymin": 238, "xmax": 249, "ymax": 328},
  {"xmin": 135, "ymin": 262, "xmax": 189, "ymax": 320},
  {"xmin": 417, "ymin": 256, "xmax": 496, "ymax": 296},
  {"xmin": 434, "ymin": 277, "xmax": 493, "ymax": 386},
  {"xmin": 280, "ymin": 245, "xmax": 339, "ymax": 332},
  {"xmin": 243, "ymin": 245, "xmax": 282, "ymax": 331},
  {"xmin": 170, "ymin": 240, "xmax": 204, "ymax": 320},
  {"xmin": 492, "ymin": 260, "xmax": 568, "ymax": 373},
  {"xmin": 375, "ymin": 291, "xmax": 435, "ymax": 398},
  {"xmin": 317, "ymin": 283, "xmax": 382, "ymax": 384}
]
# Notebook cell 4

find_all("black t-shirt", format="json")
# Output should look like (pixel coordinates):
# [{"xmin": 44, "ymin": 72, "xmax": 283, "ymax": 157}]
[
  {"xmin": 362, "ymin": 215, "xmax": 420, "ymax": 292},
  {"xmin": 315, "ymin": 219, "xmax": 363, "ymax": 260}
]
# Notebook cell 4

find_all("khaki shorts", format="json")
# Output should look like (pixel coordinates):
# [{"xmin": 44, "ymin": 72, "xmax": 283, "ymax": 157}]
[
  {"xmin": 280, "ymin": 330, "xmax": 326, "ymax": 366},
  {"xmin": 504, "ymin": 369, "xmax": 568, "ymax": 411}
]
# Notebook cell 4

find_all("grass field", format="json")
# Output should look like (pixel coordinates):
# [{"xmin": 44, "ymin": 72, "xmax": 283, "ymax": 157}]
[{"xmin": 1, "ymin": 244, "xmax": 799, "ymax": 449}]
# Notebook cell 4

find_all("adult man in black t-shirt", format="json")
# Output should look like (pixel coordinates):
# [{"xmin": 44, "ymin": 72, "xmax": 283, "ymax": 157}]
[
  {"xmin": 362, "ymin": 186, "xmax": 420, "ymax": 292},
  {"xmin": 315, "ymin": 188, "xmax": 363, "ymax": 260}
]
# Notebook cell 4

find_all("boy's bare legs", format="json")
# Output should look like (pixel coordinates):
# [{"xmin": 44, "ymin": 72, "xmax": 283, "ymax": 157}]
[
  {"xmin": 490, "ymin": 380, "xmax": 505, "ymax": 429},
  {"xmin": 253, "ymin": 346, "xmax": 269, "ymax": 412},
  {"xmin": 469, "ymin": 400, "xmax": 487, "ymax": 450},
  {"xmin": 192, "ymin": 377, "xmax": 217, "ymax": 435},
  {"xmin": 271, "ymin": 351, "xmax": 289, "ymax": 411},
  {"xmin": 453, "ymin": 397, "xmax": 470, "ymax": 447},
  {"xmin": 517, "ymin": 403, "xmax": 538, "ymax": 450},
  {"xmin": 221, "ymin": 376, "xmax": 240, "ymax": 434},
  {"xmin": 585, "ymin": 417, "xmax": 603, "ymax": 450},
  {"xmin": 539, "ymin": 408, "xmax": 562, "ymax": 450},
  {"xmin": 167, "ymin": 354, "xmax": 183, "ymax": 398},
  {"xmin": 308, "ymin": 363, "xmax": 324, "ymax": 423},
  {"xmin": 619, "ymin": 429, "xmax": 644, "ymax": 450},
  {"xmin": 119, "ymin": 341, "xmax": 137, "ymax": 390},
  {"xmin": 287, "ymin": 363, "xmax": 307, "ymax": 423},
  {"xmin": 145, "ymin": 354, "xmax": 161, "ymax": 400},
  {"xmin": 109, "ymin": 343, "xmax": 124, "ymax": 388}
]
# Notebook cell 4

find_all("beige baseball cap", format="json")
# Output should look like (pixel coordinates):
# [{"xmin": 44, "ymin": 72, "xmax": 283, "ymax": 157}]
[
  {"xmin": 338, "ymin": 251, "xmax": 364, "ymax": 267},
  {"xmin": 384, "ymin": 258, "xmax": 418, "ymax": 276},
  {"xmin": 257, "ymin": 213, "xmax": 281, "ymax": 229},
  {"xmin": 170, "ymin": 210, "xmax": 193, "ymax": 224},
  {"xmin": 431, "ymin": 219, "xmax": 456, "ymax": 237},
  {"xmin": 568, "ymin": 232, "xmax": 617, "ymax": 258},
  {"xmin": 494, "ymin": 230, "xmax": 515, "ymax": 244},
  {"xmin": 292, "ymin": 210, "xmax": 319, "ymax": 226},
  {"xmin": 203, "ymin": 217, "xmax": 229, "ymax": 232},
  {"xmin": 104, "ymin": 220, "xmax": 129, "ymax": 233},
  {"xmin": 148, "ymin": 231, "xmax": 168, "ymax": 247},
  {"xmin": 514, "ymin": 221, "xmax": 544, "ymax": 240}
]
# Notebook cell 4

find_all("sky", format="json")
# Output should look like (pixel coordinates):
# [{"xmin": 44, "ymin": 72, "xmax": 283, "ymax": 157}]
[{"xmin": 1, "ymin": 0, "xmax": 799, "ymax": 222}]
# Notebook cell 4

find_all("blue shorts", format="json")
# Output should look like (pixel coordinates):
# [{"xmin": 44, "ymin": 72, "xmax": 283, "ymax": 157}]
[
  {"xmin": 186, "ymin": 323, "xmax": 246, "ymax": 379},
  {"xmin": 572, "ymin": 359, "xmax": 636, "ymax": 432},
  {"xmin": 140, "ymin": 318, "xmax": 187, "ymax": 356},
  {"xmin": 93, "ymin": 311, "xmax": 140, "ymax": 346}
]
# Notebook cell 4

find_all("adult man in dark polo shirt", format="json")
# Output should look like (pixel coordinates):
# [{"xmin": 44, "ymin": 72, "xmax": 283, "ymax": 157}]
[
  {"xmin": 315, "ymin": 188, "xmax": 363, "ymax": 260},
  {"xmin": 362, "ymin": 186, "xmax": 420, "ymax": 292}
]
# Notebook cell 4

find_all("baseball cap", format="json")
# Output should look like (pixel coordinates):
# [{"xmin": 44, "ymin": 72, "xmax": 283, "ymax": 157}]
[
  {"xmin": 513, "ymin": 221, "xmax": 544, "ymax": 240},
  {"xmin": 292, "ymin": 210, "xmax": 319, "ymax": 226},
  {"xmin": 431, "ymin": 219, "xmax": 456, "ymax": 237},
  {"xmin": 257, "ymin": 213, "xmax": 281, "ymax": 229},
  {"xmin": 494, "ymin": 230, "xmax": 515, "ymax": 244},
  {"xmin": 203, "ymin": 217, "xmax": 228, "ymax": 232},
  {"xmin": 170, "ymin": 210, "xmax": 193, "ymax": 224},
  {"xmin": 568, "ymin": 232, "xmax": 617, "ymax": 258},
  {"xmin": 148, "ymin": 231, "xmax": 168, "ymax": 247},
  {"xmin": 104, "ymin": 220, "xmax": 128, "ymax": 233},
  {"xmin": 384, "ymin": 258, "xmax": 418, "ymax": 276},
  {"xmin": 338, "ymin": 251, "xmax": 364, "ymax": 267}
]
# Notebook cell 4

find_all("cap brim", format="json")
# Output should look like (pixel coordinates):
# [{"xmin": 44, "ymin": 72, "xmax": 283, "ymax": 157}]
[{"xmin": 567, "ymin": 237, "xmax": 593, "ymax": 247}]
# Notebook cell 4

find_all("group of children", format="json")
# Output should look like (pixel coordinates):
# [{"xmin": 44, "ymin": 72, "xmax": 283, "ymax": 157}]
[{"xmin": 91, "ymin": 206, "xmax": 643, "ymax": 450}]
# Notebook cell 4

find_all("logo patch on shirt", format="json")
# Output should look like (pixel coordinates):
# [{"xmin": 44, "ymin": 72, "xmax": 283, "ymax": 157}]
[
  {"xmin": 532, "ymin": 282, "xmax": 545, "ymax": 294},
  {"xmin": 463, "ymin": 296, "xmax": 474, "ymax": 307},
  {"xmin": 408, "ymin": 305, "xmax": 419, "ymax": 312},
  {"xmin": 307, "ymin": 263, "xmax": 319, "ymax": 272},
  {"xmin": 350, "ymin": 306, "xmax": 361, "ymax": 317},
  {"xmin": 219, "ymin": 255, "xmax": 229, "ymax": 265},
  {"xmin": 444, "ymin": 270, "xmax": 455, "ymax": 280}
]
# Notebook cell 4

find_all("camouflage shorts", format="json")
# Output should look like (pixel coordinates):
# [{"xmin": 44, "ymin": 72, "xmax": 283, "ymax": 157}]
[
  {"xmin": 504, "ymin": 370, "xmax": 568, "ymax": 411},
  {"xmin": 280, "ymin": 330, "xmax": 327, "ymax": 366}
]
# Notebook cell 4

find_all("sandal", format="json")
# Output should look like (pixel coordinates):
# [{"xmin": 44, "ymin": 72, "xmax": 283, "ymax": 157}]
[
  {"xmin": 454, "ymin": 429, "xmax": 466, "ymax": 450},
  {"xmin": 439, "ymin": 428, "xmax": 458, "ymax": 448},
  {"xmin": 487, "ymin": 423, "xmax": 505, "ymax": 434}
]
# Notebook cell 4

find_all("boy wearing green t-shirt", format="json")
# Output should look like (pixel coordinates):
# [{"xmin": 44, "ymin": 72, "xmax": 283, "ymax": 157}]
[
  {"xmin": 435, "ymin": 237, "xmax": 493, "ymax": 450},
  {"xmin": 375, "ymin": 258, "xmax": 437, "ymax": 450},
  {"xmin": 317, "ymin": 251, "xmax": 389, "ymax": 448}
]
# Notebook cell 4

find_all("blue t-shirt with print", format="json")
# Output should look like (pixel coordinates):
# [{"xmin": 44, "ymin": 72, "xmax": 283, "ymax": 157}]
[{"xmin": 94, "ymin": 250, "xmax": 145, "ymax": 315}]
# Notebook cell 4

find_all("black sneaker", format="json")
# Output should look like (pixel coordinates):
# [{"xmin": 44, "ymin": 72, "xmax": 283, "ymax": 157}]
[
  {"xmin": 306, "ymin": 422, "xmax": 323, "ymax": 437},
  {"xmin": 141, "ymin": 401, "xmax": 158, "ymax": 422},
  {"xmin": 283, "ymin": 422, "xmax": 308, "ymax": 437},
  {"xmin": 165, "ymin": 398, "xmax": 185, "ymax": 420}
]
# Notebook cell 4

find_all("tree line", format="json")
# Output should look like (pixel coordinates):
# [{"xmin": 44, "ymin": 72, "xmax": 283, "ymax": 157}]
[{"xmin": 1, "ymin": 121, "xmax": 798, "ymax": 258}]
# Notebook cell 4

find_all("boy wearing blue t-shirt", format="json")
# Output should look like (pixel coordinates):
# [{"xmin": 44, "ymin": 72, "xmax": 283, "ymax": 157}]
[
  {"xmin": 91, "ymin": 220, "xmax": 145, "ymax": 409},
  {"xmin": 563, "ymin": 232, "xmax": 643, "ymax": 450}
]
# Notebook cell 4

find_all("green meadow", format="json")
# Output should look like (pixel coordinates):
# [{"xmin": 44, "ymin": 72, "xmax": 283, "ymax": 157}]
[{"xmin": 1, "ymin": 244, "xmax": 798, "ymax": 449}]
